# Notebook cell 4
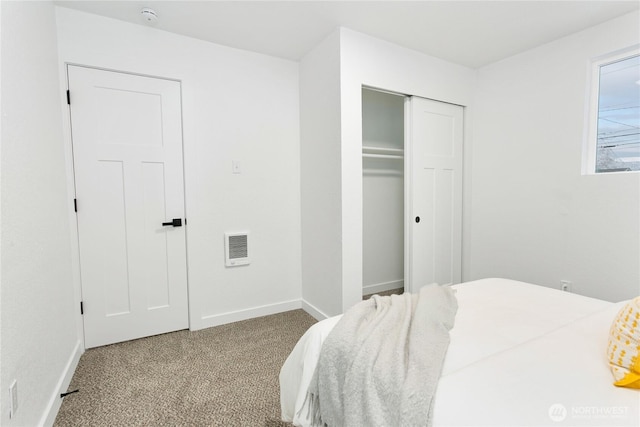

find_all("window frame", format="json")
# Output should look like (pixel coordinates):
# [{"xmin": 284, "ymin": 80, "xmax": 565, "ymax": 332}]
[{"xmin": 584, "ymin": 45, "xmax": 640, "ymax": 175}]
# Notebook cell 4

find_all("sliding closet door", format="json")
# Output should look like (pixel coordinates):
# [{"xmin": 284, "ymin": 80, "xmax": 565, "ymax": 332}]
[{"xmin": 405, "ymin": 97, "xmax": 463, "ymax": 291}]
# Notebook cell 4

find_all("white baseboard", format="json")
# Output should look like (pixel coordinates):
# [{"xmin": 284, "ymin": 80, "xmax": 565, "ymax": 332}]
[
  {"xmin": 195, "ymin": 299, "xmax": 302, "ymax": 330},
  {"xmin": 301, "ymin": 299, "xmax": 330, "ymax": 321},
  {"xmin": 362, "ymin": 279, "xmax": 404, "ymax": 296},
  {"xmin": 40, "ymin": 340, "xmax": 83, "ymax": 427}
]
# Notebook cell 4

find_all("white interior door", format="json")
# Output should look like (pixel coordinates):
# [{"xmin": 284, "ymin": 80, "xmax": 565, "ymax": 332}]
[
  {"xmin": 68, "ymin": 65, "xmax": 188, "ymax": 348},
  {"xmin": 405, "ymin": 96, "xmax": 463, "ymax": 291}
]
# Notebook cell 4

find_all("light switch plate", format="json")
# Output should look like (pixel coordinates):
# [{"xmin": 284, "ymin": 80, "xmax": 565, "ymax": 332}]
[{"xmin": 232, "ymin": 160, "xmax": 241, "ymax": 174}]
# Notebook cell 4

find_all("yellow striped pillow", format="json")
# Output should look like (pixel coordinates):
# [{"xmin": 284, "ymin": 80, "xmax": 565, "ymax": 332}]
[{"xmin": 607, "ymin": 297, "xmax": 640, "ymax": 389}]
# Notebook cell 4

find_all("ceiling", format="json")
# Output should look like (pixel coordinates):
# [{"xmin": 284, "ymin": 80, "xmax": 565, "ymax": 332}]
[{"xmin": 54, "ymin": 1, "xmax": 640, "ymax": 69}]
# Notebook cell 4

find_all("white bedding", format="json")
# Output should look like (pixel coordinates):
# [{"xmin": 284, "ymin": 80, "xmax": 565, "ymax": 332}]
[{"xmin": 280, "ymin": 278, "xmax": 640, "ymax": 426}]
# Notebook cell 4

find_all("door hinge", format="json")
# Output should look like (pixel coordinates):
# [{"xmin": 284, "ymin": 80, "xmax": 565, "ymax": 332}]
[
  {"xmin": 73, "ymin": 198, "xmax": 77, "ymax": 213},
  {"xmin": 66, "ymin": 90, "xmax": 70, "ymax": 105},
  {"xmin": 80, "ymin": 301, "xmax": 84, "ymax": 315}
]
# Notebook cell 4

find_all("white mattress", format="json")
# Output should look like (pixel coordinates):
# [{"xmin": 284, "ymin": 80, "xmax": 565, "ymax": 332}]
[{"xmin": 280, "ymin": 278, "xmax": 640, "ymax": 426}]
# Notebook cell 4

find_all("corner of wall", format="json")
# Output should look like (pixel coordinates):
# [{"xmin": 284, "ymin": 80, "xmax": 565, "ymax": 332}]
[
  {"xmin": 299, "ymin": 29, "xmax": 344, "ymax": 318},
  {"xmin": 301, "ymin": 299, "xmax": 331, "ymax": 321}
]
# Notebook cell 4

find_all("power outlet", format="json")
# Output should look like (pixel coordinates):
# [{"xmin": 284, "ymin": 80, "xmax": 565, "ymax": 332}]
[
  {"xmin": 560, "ymin": 280, "xmax": 572, "ymax": 292},
  {"xmin": 9, "ymin": 380, "xmax": 17, "ymax": 419}
]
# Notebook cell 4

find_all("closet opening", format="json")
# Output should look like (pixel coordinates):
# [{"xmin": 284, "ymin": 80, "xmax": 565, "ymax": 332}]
[{"xmin": 362, "ymin": 87, "xmax": 406, "ymax": 299}]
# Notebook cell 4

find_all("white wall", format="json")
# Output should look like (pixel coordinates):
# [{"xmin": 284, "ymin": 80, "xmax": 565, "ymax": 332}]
[
  {"xmin": 340, "ymin": 28, "xmax": 477, "ymax": 312},
  {"xmin": 1, "ymin": 2, "xmax": 80, "ymax": 425},
  {"xmin": 362, "ymin": 89, "xmax": 405, "ymax": 295},
  {"xmin": 55, "ymin": 7, "xmax": 302, "ymax": 330},
  {"xmin": 470, "ymin": 11, "xmax": 640, "ymax": 301},
  {"xmin": 299, "ymin": 30, "xmax": 343, "ymax": 318}
]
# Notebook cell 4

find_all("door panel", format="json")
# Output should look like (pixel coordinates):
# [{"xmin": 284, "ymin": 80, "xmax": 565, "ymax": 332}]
[
  {"xmin": 420, "ymin": 112, "xmax": 455, "ymax": 157},
  {"xmin": 141, "ymin": 162, "xmax": 171, "ymax": 309},
  {"xmin": 412, "ymin": 168, "xmax": 436, "ymax": 285},
  {"xmin": 97, "ymin": 160, "xmax": 130, "ymax": 316},
  {"xmin": 94, "ymin": 87, "xmax": 163, "ymax": 146},
  {"xmin": 435, "ymin": 169, "xmax": 455, "ymax": 285},
  {"xmin": 68, "ymin": 65, "xmax": 188, "ymax": 348},
  {"xmin": 406, "ymin": 97, "xmax": 463, "ymax": 291}
]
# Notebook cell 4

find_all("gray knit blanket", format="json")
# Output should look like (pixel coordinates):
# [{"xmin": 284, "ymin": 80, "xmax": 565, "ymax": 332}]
[{"xmin": 303, "ymin": 284, "xmax": 457, "ymax": 427}]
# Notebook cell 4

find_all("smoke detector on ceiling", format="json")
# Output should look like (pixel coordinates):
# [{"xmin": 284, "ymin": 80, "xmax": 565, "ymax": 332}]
[{"xmin": 140, "ymin": 8, "xmax": 158, "ymax": 24}]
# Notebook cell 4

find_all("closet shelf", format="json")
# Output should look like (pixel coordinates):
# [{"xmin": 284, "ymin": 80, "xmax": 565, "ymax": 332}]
[{"xmin": 362, "ymin": 146, "xmax": 404, "ymax": 160}]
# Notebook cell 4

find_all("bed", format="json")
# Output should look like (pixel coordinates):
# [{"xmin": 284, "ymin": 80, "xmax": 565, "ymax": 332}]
[{"xmin": 280, "ymin": 278, "xmax": 640, "ymax": 426}]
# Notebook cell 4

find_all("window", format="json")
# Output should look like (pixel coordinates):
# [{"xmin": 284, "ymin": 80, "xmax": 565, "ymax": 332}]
[{"xmin": 585, "ymin": 48, "xmax": 640, "ymax": 174}]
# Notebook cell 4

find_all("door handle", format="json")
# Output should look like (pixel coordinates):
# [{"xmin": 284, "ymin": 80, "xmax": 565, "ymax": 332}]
[{"xmin": 162, "ymin": 218, "xmax": 182, "ymax": 227}]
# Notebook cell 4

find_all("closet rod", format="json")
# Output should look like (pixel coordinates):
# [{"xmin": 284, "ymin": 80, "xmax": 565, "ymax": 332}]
[
  {"xmin": 362, "ymin": 145, "xmax": 404, "ymax": 155},
  {"xmin": 362, "ymin": 153, "xmax": 404, "ymax": 160}
]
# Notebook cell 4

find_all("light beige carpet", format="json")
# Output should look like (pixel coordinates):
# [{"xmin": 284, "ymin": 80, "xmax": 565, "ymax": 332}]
[
  {"xmin": 54, "ymin": 309, "xmax": 316, "ymax": 427},
  {"xmin": 363, "ymin": 288, "xmax": 404, "ymax": 300}
]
